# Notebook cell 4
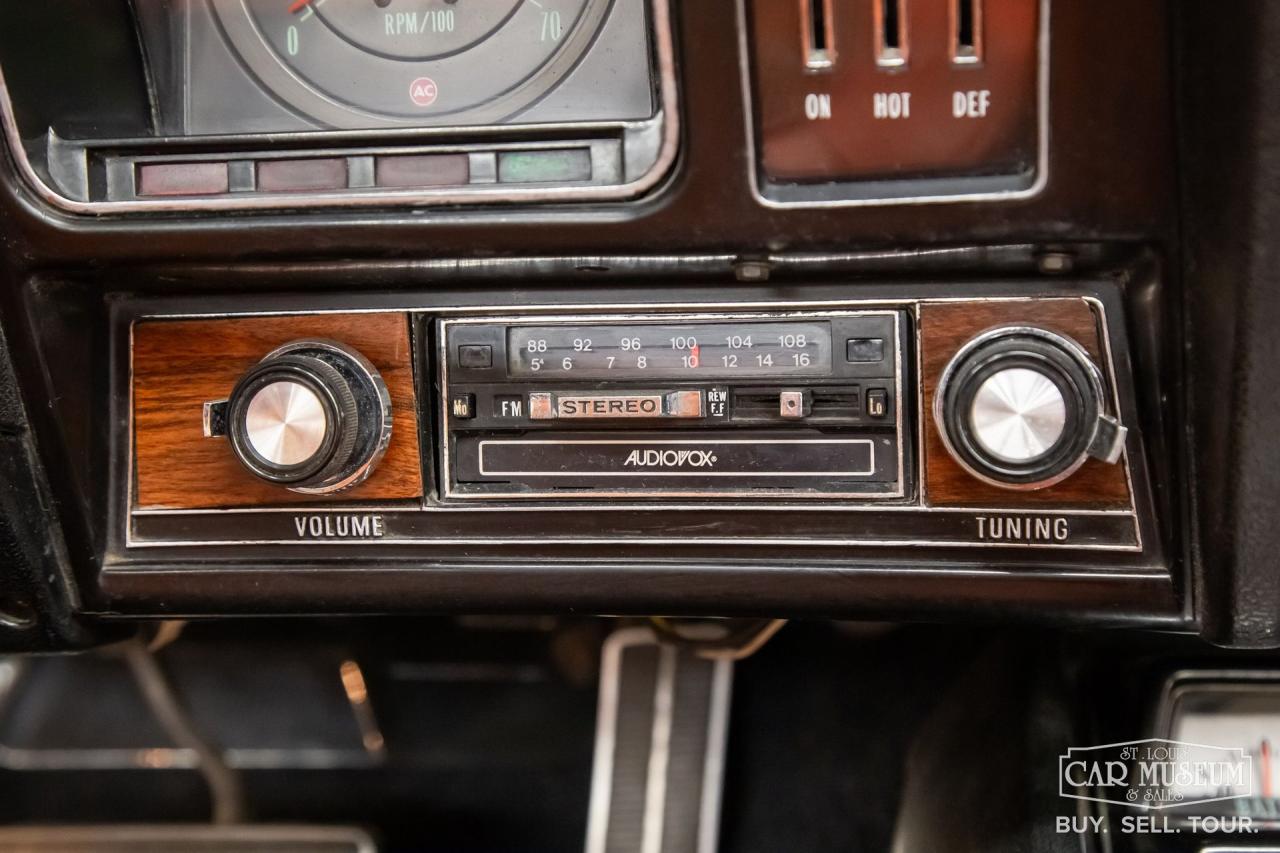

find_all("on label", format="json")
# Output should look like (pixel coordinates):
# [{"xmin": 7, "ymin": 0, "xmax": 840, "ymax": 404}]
[{"xmin": 804, "ymin": 93, "xmax": 833, "ymax": 120}]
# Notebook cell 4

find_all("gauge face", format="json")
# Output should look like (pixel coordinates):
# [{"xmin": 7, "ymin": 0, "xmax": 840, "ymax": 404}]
[
  {"xmin": 210, "ymin": 0, "xmax": 612, "ymax": 128},
  {"xmin": 1163, "ymin": 681, "xmax": 1280, "ymax": 819},
  {"xmin": 308, "ymin": 2, "xmax": 525, "ymax": 61}
]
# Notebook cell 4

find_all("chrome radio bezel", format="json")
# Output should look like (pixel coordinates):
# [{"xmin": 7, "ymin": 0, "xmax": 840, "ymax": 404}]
[{"xmin": 438, "ymin": 309, "xmax": 910, "ymax": 501}]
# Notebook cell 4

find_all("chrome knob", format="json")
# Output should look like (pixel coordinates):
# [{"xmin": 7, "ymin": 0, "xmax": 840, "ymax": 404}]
[
  {"xmin": 969, "ymin": 366, "xmax": 1068, "ymax": 463},
  {"xmin": 243, "ymin": 380, "xmax": 330, "ymax": 467},
  {"xmin": 204, "ymin": 340, "xmax": 392, "ymax": 494},
  {"xmin": 934, "ymin": 327, "xmax": 1126, "ymax": 490}
]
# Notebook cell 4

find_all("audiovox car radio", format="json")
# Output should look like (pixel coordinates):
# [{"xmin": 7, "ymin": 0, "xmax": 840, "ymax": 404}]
[
  {"xmin": 439, "ymin": 310, "xmax": 910, "ymax": 500},
  {"xmin": 126, "ymin": 292, "xmax": 1146, "ymax": 553}
]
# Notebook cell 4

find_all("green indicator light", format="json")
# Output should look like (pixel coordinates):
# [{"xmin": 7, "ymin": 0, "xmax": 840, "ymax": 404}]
[{"xmin": 497, "ymin": 149, "xmax": 592, "ymax": 184}]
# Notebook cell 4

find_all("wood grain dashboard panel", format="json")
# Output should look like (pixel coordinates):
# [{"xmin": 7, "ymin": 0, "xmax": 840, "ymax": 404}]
[
  {"xmin": 919, "ymin": 299, "xmax": 1132, "ymax": 508},
  {"xmin": 133, "ymin": 313, "xmax": 422, "ymax": 510}
]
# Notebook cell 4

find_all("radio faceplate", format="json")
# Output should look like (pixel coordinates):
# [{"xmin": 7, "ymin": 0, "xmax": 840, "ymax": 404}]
[
  {"xmin": 122, "ymin": 289, "xmax": 1147, "ymax": 557},
  {"xmin": 440, "ymin": 310, "xmax": 910, "ymax": 500}
]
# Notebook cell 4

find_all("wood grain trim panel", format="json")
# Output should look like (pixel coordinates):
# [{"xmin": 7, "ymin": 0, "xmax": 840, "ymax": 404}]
[
  {"xmin": 920, "ymin": 299, "xmax": 1132, "ymax": 508},
  {"xmin": 133, "ymin": 314, "xmax": 422, "ymax": 510}
]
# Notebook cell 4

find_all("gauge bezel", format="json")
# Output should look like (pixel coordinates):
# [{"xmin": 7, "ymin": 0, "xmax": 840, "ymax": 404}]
[{"xmin": 0, "ymin": 0, "xmax": 678, "ymax": 213}]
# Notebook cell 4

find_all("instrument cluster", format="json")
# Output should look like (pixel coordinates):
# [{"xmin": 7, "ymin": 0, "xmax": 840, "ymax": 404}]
[{"xmin": 0, "ymin": 0, "xmax": 673, "ymax": 210}]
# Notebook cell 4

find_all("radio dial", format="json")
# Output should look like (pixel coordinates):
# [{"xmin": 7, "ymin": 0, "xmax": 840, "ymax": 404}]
[
  {"xmin": 204, "ymin": 340, "xmax": 393, "ymax": 495},
  {"xmin": 933, "ymin": 327, "xmax": 1127, "ymax": 490}
]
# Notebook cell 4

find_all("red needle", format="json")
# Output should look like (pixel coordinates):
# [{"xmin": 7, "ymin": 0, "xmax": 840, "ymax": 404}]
[
  {"xmin": 691, "ymin": 345, "xmax": 700, "ymax": 367},
  {"xmin": 288, "ymin": 0, "xmax": 313, "ymax": 12},
  {"xmin": 1263, "ymin": 739, "xmax": 1273, "ymax": 798}
]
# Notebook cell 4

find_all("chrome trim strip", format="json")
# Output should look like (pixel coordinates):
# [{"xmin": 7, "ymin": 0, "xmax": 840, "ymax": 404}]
[
  {"xmin": 1086, "ymin": 294, "xmax": 1141, "ymax": 540},
  {"xmin": 585, "ymin": 626, "xmax": 649, "ymax": 853},
  {"xmin": 132, "ymin": 505, "xmax": 1136, "ymax": 516},
  {"xmin": 640, "ymin": 645, "xmax": 677, "ymax": 853},
  {"xmin": 735, "ymin": 0, "xmax": 1052, "ymax": 208},
  {"xmin": 0, "ymin": 826, "xmax": 376, "ymax": 852},
  {"xmin": 697, "ymin": 658, "xmax": 733, "ymax": 853},
  {"xmin": 122, "ymin": 537, "xmax": 1141, "ymax": 550},
  {"xmin": 133, "ymin": 293, "xmax": 1095, "ymax": 321},
  {"xmin": 0, "ymin": 744, "xmax": 375, "ymax": 772},
  {"xmin": 121, "ymin": 537, "xmax": 1145, "ymax": 553},
  {"xmin": 0, "ymin": 0, "xmax": 679, "ymax": 214}
]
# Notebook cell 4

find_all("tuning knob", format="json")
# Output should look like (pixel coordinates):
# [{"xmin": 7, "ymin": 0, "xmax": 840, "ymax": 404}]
[
  {"xmin": 933, "ymin": 326, "xmax": 1127, "ymax": 490},
  {"xmin": 203, "ymin": 340, "xmax": 392, "ymax": 494}
]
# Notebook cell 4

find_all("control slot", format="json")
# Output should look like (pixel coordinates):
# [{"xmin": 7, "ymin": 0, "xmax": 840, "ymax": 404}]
[
  {"xmin": 951, "ymin": 0, "xmax": 983, "ymax": 64},
  {"xmin": 800, "ymin": 0, "xmax": 837, "ymax": 70},
  {"xmin": 731, "ymin": 386, "xmax": 873, "ymax": 425},
  {"xmin": 875, "ymin": 0, "xmax": 908, "ymax": 68}
]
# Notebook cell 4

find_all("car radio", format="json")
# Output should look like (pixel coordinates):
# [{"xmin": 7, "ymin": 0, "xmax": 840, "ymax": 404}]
[
  {"xmin": 123, "ymin": 290, "xmax": 1146, "ymax": 555},
  {"xmin": 439, "ymin": 310, "xmax": 910, "ymax": 500}
]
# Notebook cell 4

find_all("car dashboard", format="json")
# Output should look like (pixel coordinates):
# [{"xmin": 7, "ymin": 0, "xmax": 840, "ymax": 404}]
[{"xmin": 0, "ymin": 2, "xmax": 1273, "ymax": 852}]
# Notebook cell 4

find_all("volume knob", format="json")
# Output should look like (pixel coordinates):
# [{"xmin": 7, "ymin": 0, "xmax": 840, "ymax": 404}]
[
  {"xmin": 933, "ymin": 326, "xmax": 1127, "ymax": 490},
  {"xmin": 204, "ymin": 340, "xmax": 392, "ymax": 494}
]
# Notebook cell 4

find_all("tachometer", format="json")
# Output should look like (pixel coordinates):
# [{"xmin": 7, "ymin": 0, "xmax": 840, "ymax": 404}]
[{"xmin": 210, "ymin": 0, "xmax": 612, "ymax": 128}]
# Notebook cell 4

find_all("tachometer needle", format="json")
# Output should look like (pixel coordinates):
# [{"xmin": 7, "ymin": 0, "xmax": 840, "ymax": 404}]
[{"xmin": 288, "ymin": 0, "xmax": 313, "ymax": 13}]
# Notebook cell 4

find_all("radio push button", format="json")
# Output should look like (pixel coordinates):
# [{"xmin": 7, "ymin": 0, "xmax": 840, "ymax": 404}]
[
  {"xmin": 528, "ymin": 390, "xmax": 706, "ymax": 420},
  {"xmin": 450, "ymin": 393, "xmax": 476, "ymax": 419},
  {"xmin": 707, "ymin": 387, "xmax": 729, "ymax": 418},
  {"xmin": 866, "ymin": 389, "xmax": 889, "ymax": 418}
]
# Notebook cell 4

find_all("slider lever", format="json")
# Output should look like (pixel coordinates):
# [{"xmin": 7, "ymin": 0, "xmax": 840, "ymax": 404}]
[{"xmin": 779, "ymin": 389, "xmax": 812, "ymax": 419}]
